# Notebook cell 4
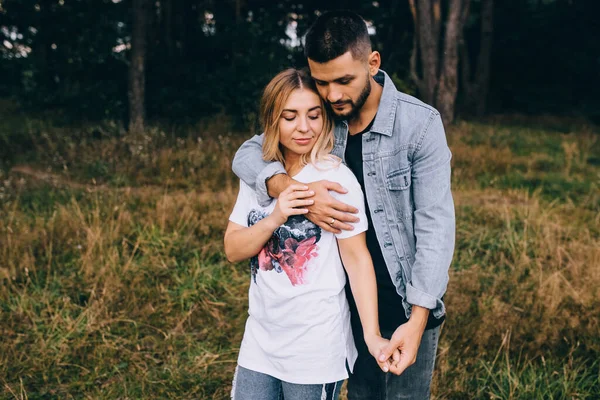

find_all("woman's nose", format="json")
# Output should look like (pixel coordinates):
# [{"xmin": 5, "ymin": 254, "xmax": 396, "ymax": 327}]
[{"xmin": 297, "ymin": 117, "xmax": 309, "ymax": 132}]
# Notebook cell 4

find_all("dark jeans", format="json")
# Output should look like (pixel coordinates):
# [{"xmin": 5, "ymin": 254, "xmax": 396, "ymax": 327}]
[
  {"xmin": 347, "ymin": 325, "xmax": 441, "ymax": 400},
  {"xmin": 231, "ymin": 365, "xmax": 344, "ymax": 400}
]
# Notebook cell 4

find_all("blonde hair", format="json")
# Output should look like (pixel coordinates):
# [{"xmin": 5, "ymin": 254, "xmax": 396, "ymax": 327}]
[{"xmin": 260, "ymin": 68, "xmax": 336, "ymax": 168}]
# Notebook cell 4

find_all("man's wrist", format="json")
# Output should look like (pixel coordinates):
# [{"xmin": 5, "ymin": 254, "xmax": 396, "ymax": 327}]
[
  {"xmin": 408, "ymin": 305, "xmax": 429, "ymax": 331},
  {"xmin": 266, "ymin": 173, "xmax": 292, "ymax": 198}
]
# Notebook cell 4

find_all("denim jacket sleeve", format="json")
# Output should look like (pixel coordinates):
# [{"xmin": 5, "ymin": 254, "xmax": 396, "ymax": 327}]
[
  {"xmin": 407, "ymin": 112, "xmax": 455, "ymax": 316},
  {"xmin": 231, "ymin": 133, "xmax": 286, "ymax": 207}
]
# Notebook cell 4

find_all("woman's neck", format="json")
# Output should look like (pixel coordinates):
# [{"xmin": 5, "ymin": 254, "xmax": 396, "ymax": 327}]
[{"xmin": 283, "ymin": 150, "xmax": 304, "ymax": 177}]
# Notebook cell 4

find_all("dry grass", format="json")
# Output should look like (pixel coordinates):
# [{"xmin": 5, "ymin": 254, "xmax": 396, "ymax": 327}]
[{"xmin": 0, "ymin": 115, "xmax": 599, "ymax": 398}]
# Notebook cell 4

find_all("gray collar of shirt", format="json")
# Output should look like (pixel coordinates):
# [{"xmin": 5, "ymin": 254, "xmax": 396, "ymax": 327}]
[{"xmin": 369, "ymin": 69, "xmax": 398, "ymax": 137}]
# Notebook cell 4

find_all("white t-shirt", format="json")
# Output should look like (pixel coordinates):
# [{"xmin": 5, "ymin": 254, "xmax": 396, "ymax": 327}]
[{"xmin": 229, "ymin": 159, "xmax": 368, "ymax": 385}]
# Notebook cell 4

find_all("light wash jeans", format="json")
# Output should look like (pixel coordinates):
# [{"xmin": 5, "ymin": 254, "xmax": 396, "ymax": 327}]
[
  {"xmin": 231, "ymin": 365, "xmax": 344, "ymax": 400},
  {"xmin": 347, "ymin": 325, "xmax": 441, "ymax": 400}
]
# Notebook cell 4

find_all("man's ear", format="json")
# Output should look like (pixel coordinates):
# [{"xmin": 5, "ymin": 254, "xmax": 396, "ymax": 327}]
[{"xmin": 368, "ymin": 51, "xmax": 381, "ymax": 76}]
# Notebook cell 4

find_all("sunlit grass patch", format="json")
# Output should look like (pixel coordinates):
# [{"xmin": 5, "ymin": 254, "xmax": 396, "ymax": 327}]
[
  {"xmin": 450, "ymin": 120, "xmax": 599, "ymax": 209},
  {"xmin": 1, "ymin": 181, "xmax": 247, "ymax": 398},
  {"xmin": 435, "ymin": 336, "xmax": 600, "ymax": 399}
]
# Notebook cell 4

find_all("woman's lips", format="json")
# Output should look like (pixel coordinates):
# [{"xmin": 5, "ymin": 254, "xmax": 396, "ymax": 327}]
[{"xmin": 293, "ymin": 138, "xmax": 312, "ymax": 145}]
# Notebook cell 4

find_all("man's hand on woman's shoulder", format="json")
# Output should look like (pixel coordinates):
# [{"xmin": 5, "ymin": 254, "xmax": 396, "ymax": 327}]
[{"xmin": 305, "ymin": 180, "xmax": 359, "ymax": 234}]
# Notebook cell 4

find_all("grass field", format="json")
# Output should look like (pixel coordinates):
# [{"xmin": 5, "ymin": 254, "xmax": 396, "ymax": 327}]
[{"xmin": 1, "ymin": 109, "xmax": 599, "ymax": 399}]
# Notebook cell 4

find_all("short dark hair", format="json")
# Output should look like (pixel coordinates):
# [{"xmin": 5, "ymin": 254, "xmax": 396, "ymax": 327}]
[{"xmin": 304, "ymin": 10, "xmax": 372, "ymax": 63}]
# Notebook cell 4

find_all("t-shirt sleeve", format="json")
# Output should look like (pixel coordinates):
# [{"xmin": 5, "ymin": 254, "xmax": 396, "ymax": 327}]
[
  {"xmin": 330, "ymin": 165, "xmax": 369, "ymax": 240},
  {"xmin": 229, "ymin": 180, "xmax": 253, "ymax": 227}
]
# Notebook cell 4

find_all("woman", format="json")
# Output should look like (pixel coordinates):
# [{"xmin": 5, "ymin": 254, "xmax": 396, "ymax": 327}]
[{"xmin": 224, "ymin": 69, "xmax": 393, "ymax": 400}]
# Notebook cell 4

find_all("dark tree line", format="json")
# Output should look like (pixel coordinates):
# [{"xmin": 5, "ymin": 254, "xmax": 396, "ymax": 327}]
[{"xmin": 1, "ymin": 0, "xmax": 599, "ymax": 128}]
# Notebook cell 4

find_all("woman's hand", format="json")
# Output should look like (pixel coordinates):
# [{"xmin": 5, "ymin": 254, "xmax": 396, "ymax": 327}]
[
  {"xmin": 364, "ymin": 333, "xmax": 401, "ymax": 373},
  {"xmin": 270, "ymin": 184, "xmax": 315, "ymax": 226}
]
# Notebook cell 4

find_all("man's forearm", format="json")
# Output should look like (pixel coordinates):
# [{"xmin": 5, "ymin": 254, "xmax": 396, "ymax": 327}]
[
  {"xmin": 408, "ymin": 305, "xmax": 429, "ymax": 331},
  {"xmin": 408, "ymin": 112, "xmax": 455, "ymax": 318},
  {"xmin": 232, "ymin": 134, "xmax": 266, "ymax": 190},
  {"xmin": 266, "ymin": 174, "xmax": 292, "ymax": 199},
  {"xmin": 232, "ymin": 134, "xmax": 286, "ymax": 206}
]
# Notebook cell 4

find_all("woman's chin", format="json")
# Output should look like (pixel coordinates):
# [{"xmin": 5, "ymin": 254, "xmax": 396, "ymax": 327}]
[
  {"xmin": 284, "ymin": 145, "xmax": 314, "ymax": 156},
  {"xmin": 294, "ymin": 148, "xmax": 314, "ymax": 156}
]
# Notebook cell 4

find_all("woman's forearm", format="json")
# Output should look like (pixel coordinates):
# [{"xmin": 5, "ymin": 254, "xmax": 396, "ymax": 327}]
[
  {"xmin": 224, "ymin": 216, "xmax": 281, "ymax": 262},
  {"xmin": 338, "ymin": 239, "xmax": 380, "ymax": 337}
]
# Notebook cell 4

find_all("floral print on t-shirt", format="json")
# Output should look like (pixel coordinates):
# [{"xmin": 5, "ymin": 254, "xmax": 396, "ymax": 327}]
[{"xmin": 248, "ymin": 210, "xmax": 321, "ymax": 286}]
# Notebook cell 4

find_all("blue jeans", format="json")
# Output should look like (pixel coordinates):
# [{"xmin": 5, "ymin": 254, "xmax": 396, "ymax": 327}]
[
  {"xmin": 231, "ymin": 365, "xmax": 344, "ymax": 400},
  {"xmin": 347, "ymin": 325, "xmax": 441, "ymax": 400}
]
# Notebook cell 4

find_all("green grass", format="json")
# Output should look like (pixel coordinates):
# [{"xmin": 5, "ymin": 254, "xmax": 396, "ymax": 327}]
[{"xmin": 1, "ymin": 111, "xmax": 599, "ymax": 398}]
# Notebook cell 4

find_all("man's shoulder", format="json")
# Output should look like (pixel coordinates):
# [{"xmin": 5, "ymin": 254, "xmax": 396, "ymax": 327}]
[
  {"xmin": 395, "ymin": 91, "xmax": 439, "ymax": 116},
  {"xmin": 378, "ymin": 69, "xmax": 440, "ymax": 123},
  {"xmin": 390, "ymin": 91, "xmax": 443, "ymax": 140},
  {"xmin": 396, "ymin": 91, "xmax": 440, "ymax": 118}
]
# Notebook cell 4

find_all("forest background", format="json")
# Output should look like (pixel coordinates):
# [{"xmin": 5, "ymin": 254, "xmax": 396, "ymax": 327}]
[{"xmin": 1, "ymin": 0, "xmax": 599, "ymax": 398}]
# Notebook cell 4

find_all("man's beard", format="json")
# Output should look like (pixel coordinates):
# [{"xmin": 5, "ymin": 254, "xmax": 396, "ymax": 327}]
[{"xmin": 328, "ymin": 77, "xmax": 371, "ymax": 122}]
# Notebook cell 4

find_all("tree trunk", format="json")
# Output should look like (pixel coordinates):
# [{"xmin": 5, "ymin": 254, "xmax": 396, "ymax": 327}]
[
  {"xmin": 474, "ymin": 0, "xmax": 494, "ymax": 116},
  {"xmin": 409, "ymin": 0, "xmax": 471, "ymax": 125},
  {"xmin": 416, "ymin": 0, "xmax": 439, "ymax": 104},
  {"xmin": 235, "ymin": 0, "xmax": 244, "ymax": 24},
  {"xmin": 461, "ymin": 0, "xmax": 493, "ymax": 116},
  {"xmin": 165, "ymin": 0, "xmax": 174, "ymax": 57},
  {"xmin": 128, "ymin": 0, "xmax": 148, "ymax": 134},
  {"xmin": 435, "ymin": 0, "xmax": 463, "ymax": 125}
]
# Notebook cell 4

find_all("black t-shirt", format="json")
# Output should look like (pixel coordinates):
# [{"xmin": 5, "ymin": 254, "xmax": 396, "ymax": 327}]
[{"xmin": 343, "ymin": 119, "xmax": 444, "ymax": 335}]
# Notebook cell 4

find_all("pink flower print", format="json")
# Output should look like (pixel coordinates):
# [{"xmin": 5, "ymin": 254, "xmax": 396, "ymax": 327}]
[
  {"xmin": 279, "ymin": 236, "xmax": 318, "ymax": 285},
  {"xmin": 257, "ymin": 248, "xmax": 273, "ymax": 271},
  {"xmin": 257, "ymin": 239, "xmax": 278, "ymax": 271}
]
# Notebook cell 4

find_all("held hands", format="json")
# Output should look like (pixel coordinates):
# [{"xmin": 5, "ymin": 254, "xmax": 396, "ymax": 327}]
[
  {"xmin": 364, "ymin": 333, "xmax": 401, "ymax": 373},
  {"xmin": 377, "ymin": 320, "xmax": 426, "ymax": 376},
  {"xmin": 270, "ymin": 184, "xmax": 315, "ymax": 226}
]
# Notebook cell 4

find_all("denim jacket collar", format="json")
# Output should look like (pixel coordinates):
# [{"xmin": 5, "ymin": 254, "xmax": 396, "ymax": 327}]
[{"xmin": 370, "ymin": 70, "xmax": 398, "ymax": 137}]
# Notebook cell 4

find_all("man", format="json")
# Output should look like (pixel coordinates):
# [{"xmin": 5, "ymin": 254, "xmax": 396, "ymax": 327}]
[{"xmin": 232, "ymin": 10, "xmax": 455, "ymax": 399}]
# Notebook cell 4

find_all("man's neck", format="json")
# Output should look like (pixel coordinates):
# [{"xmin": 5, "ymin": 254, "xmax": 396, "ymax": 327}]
[{"xmin": 348, "ymin": 76, "xmax": 383, "ymax": 135}]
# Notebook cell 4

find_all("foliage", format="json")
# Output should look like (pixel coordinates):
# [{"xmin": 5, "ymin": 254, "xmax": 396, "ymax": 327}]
[{"xmin": 1, "ymin": 1, "xmax": 599, "ymax": 124}]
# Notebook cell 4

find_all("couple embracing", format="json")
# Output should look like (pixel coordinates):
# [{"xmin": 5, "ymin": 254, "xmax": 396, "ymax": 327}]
[{"xmin": 224, "ymin": 10, "xmax": 455, "ymax": 400}]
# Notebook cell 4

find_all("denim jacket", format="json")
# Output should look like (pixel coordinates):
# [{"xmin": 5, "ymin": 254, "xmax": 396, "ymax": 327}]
[{"xmin": 232, "ymin": 70, "xmax": 455, "ymax": 320}]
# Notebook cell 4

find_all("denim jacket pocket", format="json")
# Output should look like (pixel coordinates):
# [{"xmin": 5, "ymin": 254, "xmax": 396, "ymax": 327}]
[
  {"xmin": 386, "ymin": 166, "xmax": 414, "ymax": 222},
  {"xmin": 386, "ymin": 166, "xmax": 412, "ymax": 191}
]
